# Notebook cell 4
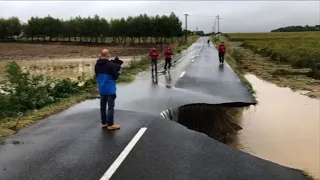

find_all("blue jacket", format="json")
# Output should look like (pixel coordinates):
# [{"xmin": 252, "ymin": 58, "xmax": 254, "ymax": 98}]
[{"xmin": 95, "ymin": 58, "xmax": 120, "ymax": 95}]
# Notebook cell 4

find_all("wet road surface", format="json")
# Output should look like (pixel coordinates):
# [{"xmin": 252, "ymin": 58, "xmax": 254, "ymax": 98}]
[{"xmin": 0, "ymin": 37, "xmax": 308, "ymax": 180}]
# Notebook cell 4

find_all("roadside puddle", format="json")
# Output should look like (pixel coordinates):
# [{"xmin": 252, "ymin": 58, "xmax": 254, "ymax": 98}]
[{"xmin": 229, "ymin": 74, "xmax": 320, "ymax": 178}]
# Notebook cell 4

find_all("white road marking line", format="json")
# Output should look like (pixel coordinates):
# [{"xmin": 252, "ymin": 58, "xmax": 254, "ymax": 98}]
[
  {"xmin": 100, "ymin": 127, "xmax": 147, "ymax": 180},
  {"xmin": 195, "ymin": 45, "xmax": 203, "ymax": 56},
  {"xmin": 191, "ymin": 59, "xmax": 194, "ymax": 62},
  {"xmin": 180, "ymin": 71, "xmax": 186, "ymax": 77}
]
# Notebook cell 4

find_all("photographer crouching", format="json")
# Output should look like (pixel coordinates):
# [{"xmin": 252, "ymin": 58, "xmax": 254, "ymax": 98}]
[{"xmin": 95, "ymin": 49, "xmax": 123, "ymax": 130}]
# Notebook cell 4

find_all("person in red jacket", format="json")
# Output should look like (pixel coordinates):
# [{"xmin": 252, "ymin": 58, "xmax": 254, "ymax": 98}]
[
  {"xmin": 149, "ymin": 47, "xmax": 159, "ymax": 82},
  {"xmin": 164, "ymin": 45, "xmax": 174, "ymax": 71},
  {"xmin": 217, "ymin": 42, "xmax": 226, "ymax": 64}
]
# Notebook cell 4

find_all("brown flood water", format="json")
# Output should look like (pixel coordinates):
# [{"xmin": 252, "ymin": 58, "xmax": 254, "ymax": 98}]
[
  {"xmin": 230, "ymin": 74, "xmax": 320, "ymax": 178},
  {"xmin": 0, "ymin": 56, "xmax": 140, "ymax": 81}
]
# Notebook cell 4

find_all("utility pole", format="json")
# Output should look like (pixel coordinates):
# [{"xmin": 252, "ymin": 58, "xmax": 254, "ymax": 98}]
[
  {"xmin": 216, "ymin": 15, "xmax": 222, "ymax": 40},
  {"xmin": 183, "ymin": 13, "xmax": 189, "ymax": 43},
  {"xmin": 213, "ymin": 18, "xmax": 217, "ymax": 34}
]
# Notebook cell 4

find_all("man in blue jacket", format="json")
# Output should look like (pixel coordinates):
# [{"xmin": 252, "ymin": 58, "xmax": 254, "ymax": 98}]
[{"xmin": 95, "ymin": 49, "xmax": 120, "ymax": 130}]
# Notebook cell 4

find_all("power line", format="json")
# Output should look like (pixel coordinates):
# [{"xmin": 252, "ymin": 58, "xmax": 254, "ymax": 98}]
[{"xmin": 183, "ymin": 15, "xmax": 216, "ymax": 18}]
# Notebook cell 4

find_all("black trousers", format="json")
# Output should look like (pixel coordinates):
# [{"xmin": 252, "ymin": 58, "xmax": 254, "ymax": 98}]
[
  {"xmin": 151, "ymin": 59, "xmax": 158, "ymax": 75},
  {"xmin": 164, "ymin": 58, "xmax": 172, "ymax": 70},
  {"xmin": 219, "ymin": 52, "xmax": 225, "ymax": 63},
  {"xmin": 100, "ymin": 94, "xmax": 116, "ymax": 126},
  {"xmin": 151, "ymin": 59, "xmax": 158, "ymax": 83}
]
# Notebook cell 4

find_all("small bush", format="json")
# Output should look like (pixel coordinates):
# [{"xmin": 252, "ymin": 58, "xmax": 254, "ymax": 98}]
[
  {"xmin": 309, "ymin": 61, "xmax": 320, "ymax": 79},
  {"xmin": 0, "ymin": 62, "xmax": 84, "ymax": 120},
  {"xmin": 231, "ymin": 48, "xmax": 245, "ymax": 64},
  {"xmin": 50, "ymin": 78, "xmax": 82, "ymax": 99}
]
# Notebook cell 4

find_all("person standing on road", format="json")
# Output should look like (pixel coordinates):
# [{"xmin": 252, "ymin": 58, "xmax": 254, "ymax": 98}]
[
  {"xmin": 95, "ymin": 49, "xmax": 121, "ymax": 130},
  {"xmin": 149, "ymin": 47, "xmax": 159, "ymax": 81},
  {"xmin": 217, "ymin": 41, "xmax": 226, "ymax": 65},
  {"xmin": 207, "ymin": 39, "xmax": 210, "ymax": 46},
  {"xmin": 164, "ymin": 45, "xmax": 174, "ymax": 71}
]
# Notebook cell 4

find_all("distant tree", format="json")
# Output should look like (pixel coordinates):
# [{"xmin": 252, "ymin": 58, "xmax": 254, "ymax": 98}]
[
  {"xmin": 271, "ymin": 25, "xmax": 320, "ymax": 32},
  {"xmin": 195, "ymin": 31, "xmax": 205, "ymax": 36},
  {"xmin": 0, "ymin": 17, "xmax": 21, "ymax": 40},
  {"xmin": 0, "ymin": 13, "xmax": 184, "ymax": 44}
]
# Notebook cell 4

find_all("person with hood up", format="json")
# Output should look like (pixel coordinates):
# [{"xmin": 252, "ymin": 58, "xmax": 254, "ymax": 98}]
[
  {"xmin": 149, "ymin": 47, "xmax": 159, "ymax": 81},
  {"xmin": 164, "ymin": 45, "xmax": 174, "ymax": 71},
  {"xmin": 95, "ymin": 49, "xmax": 121, "ymax": 130},
  {"xmin": 217, "ymin": 41, "xmax": 226, "ymax": 64}
]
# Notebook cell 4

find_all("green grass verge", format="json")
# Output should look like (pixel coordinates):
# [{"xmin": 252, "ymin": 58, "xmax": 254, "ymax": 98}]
[
  {"xmin": 0, "ymin": 36, "xmax": 199, "ymax": 139},
  {"xmin": 117, "ymin": 57, "xmax": 150, "ymax": 83},
  {"xmin": 221, "ymin": 35, "xmax": 320, "ymax": 99},
  {"xmin": 0, "ymin": 92, "xmax": 98, "ymax": 138},
  {"xmin": 211, "ymin": 36, "xmax": 257, "ymax": 103}
]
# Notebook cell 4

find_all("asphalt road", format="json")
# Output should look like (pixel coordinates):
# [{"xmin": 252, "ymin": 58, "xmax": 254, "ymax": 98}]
[
  {"xmin": 114, "ymin": 37, "xmax": 255, "ymax": 115},
  {"xmin": 0, "ymin": 37, "xmax": 308, "ymax": 180}
]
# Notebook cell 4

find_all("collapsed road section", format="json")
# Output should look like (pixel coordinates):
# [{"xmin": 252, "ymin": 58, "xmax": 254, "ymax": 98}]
[{"xmin": 0, "ymin": 37, "xmax": 309, "ymax": 180}]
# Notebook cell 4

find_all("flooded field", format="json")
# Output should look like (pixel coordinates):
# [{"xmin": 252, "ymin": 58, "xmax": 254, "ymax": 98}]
[
  {"xmin": 0, "ymin": 43, "xmax": 153, "ymax": 82},
  {"xmin": 0, "ymin": 56, "xmax": 141, "ymax": 81},
  {"xmin": 230, "ymin": 74, "xmax": 320, "ymax": 178}
]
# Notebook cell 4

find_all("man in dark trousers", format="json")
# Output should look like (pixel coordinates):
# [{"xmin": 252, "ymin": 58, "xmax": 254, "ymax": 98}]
[
  {"xmin": 217, "ymin": 41, "xmax": 226, "ymax": 64},
  {"xmin": 164, "ymin": 45, "xmax": 174, "ymax": 71},
  {"xmin": 95, "ymin": 49, "xmax": 120, "ymax": 130},
  {"xmin": 149, "ymin": 47, "xmax": 159, "ymax": 82}
]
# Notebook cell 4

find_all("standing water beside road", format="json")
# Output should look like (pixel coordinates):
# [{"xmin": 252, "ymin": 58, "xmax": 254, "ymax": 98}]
[
  {"xmin": 0, "ymin": 56, "xmax": 141, "ymax": 82},
  {"xmin": 229, "ymin": 74, "xmax": 320, "ymax": 179}
]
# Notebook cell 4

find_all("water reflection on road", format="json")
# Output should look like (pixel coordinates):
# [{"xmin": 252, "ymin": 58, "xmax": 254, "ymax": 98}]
[{"xmin": 229, "ymin": 74, "xmax": 320, "ymax": 178}]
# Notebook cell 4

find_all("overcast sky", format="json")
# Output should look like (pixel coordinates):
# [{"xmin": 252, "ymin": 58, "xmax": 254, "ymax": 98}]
[{"xmin": 0, "ymin": 1, "xmax": 319, "ymax": 33}]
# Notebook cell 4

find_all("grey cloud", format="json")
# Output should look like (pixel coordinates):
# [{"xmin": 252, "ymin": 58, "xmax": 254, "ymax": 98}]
[{"xmin": 0, "ymin": 1, "xmax": 319, "ymax": 33}]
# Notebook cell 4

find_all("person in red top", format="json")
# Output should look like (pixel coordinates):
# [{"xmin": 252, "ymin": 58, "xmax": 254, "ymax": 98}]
[
  {"xmin": 164, "ymin": 45, "xmax": 174, "ymax": 71},
  {"xmin": 217, "ymin": 41, "xmax": 226, "ymax": 64},
  {"xmin": 149, "ymin": 47, "xmax": 159, "ymax": 82}
]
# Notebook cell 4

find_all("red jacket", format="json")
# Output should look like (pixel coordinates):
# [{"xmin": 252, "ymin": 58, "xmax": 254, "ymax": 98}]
[
  {"xmin": 164, "ymin": 48, "xmax": 174, "ymax": 59},
  {"xmin": 149, "ymin": 50, "xmax": 159, "ymax": 60},
  {"xmin": 218, "ymin": 44, "xmax": 226, "ymax": 52}
]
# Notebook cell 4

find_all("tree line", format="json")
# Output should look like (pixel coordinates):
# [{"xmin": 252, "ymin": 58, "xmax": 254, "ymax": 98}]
[
  {"xmin": 0, "ymin": 12, "xmax": 183, "ymax": 44},
  {"xmin": 271, "ymin": 25, "xmax": 320, "ymax": 32}
]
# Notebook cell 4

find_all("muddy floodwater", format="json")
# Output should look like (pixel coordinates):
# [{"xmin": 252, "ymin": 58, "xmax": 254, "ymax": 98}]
[
  {"xmin": 230, "ymin": 74, "xmax": 320, "ymax": 178},
  {"xmin": 0, "ymin": 56, "xmax": 141, "ymax": 82}
]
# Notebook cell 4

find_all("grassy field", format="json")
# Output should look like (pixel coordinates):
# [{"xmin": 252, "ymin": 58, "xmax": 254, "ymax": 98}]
[
  {"xmin": 227, "ymin": 32, "xmax": 320, "ymax": 69},
  {"xmin": 223, "ymin": 32, "xmax": 320, "ymax": 98},
  {"xmin": 226, "ymin": 31, "xmax": 320, "ymax": 40}
]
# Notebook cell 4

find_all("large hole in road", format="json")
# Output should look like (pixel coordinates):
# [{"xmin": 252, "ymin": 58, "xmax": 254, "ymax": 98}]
[{"xmin": 161, "ymin": 103, "xmax": 251, "ymax": 144}]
